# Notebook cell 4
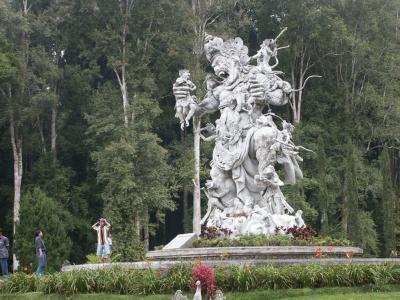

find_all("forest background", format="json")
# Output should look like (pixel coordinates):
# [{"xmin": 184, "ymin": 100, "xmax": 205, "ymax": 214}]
[{"xmin": 0, "ymin": 0, "xmax": 400, "ymax": 271}]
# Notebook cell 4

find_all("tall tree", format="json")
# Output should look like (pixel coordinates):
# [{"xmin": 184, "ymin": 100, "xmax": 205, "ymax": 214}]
[{"xmin": 0, "ymin": 0, "xmax": 31, "ymax": 270}]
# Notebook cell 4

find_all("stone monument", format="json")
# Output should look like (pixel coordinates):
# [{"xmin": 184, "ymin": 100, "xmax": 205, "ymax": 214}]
[{"xmin": 173, "ymin": 30, "xmax": 312, "ymax": 237}]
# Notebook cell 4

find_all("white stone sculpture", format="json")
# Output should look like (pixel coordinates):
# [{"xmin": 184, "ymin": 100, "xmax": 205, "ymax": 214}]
[
  {"xmin": 173, "ymin": 69, "xmax": 197, "ymax": 130},
  {"xmin": 193, "ymin": 281, "xmax": 202, "ymax": 300},
  {"xmin": 173, "ymin": 30, "xmax": 312, "ymax": 236},
  {"xmin": 213, "ymin": 289, "xmax": 226, "ymax": 300},
  {"xmin": 172, "ymin": 281, "xmax": 225, "ymax": 300},
  {"xmin": 172, "ymin": 290, "xmax": 188, "ymax": 300}
]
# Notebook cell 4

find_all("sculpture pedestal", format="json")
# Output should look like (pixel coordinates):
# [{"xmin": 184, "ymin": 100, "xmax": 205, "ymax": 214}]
[
  {"xmin": 62, "ymin": 238, "xmax": 400, "ymax": 272},
  {"xmin": 146, "ymin": 245, "xmax": 363, "ymax": 261}
]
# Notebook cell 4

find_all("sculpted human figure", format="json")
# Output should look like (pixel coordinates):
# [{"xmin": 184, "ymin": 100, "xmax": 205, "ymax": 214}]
[
  {"xmin": 260, "ymin": 176, "xmax": 294, "ymax": 215},
  {"xmin": 200, "ymin": 123, "xmax": 217, "ymax": 142},
  {"xmin": 173, "ymin": 69, "xmax": 197, "ymax": 130},
  {"xmin": 201, "ymin": 163, "xmax": 238, "ymax": 225},
  {"xmin": 250, "ymin": 38, "xmax": 277, "ymax": 73},
  {"xmin": 250, "ymin": 27, "xmax": 289, "ymax": 72},
  {"xmin": 271, "ymin": 120, "xmax": 304, "ymax": 184}
]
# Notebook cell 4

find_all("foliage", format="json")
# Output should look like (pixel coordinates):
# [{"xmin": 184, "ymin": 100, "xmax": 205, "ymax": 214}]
[
  {"xmin": 26, "ymin": 157, "xmax": 95, "ymax": 263},
  {"xmin": 191, "ymin": 262, "xmax": 216, "ymax": 296},
  {"xmin": 193, "ymin": 234, "xmax": 352, "ymax": 248},
  {"xmin": 199, "ymin": 225, "xmax": 232, "ymax": 240},
  {"xmin": 283, "ymin": 225, "xmax": 317, "ymax": 240},
  {"xmin": 14, "ymin": 188, "xmax": 72, "ymax": 272},
  {"xmin": 85, "ymin": 253, "xmax": 122, "ymax": 264},
  {"xmin": 2, "ymin": 264, "xmax": 400, "ymax": 295}
]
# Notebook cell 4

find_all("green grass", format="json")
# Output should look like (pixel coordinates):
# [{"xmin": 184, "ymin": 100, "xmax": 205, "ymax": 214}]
[{"xmin": 1, "ymin": 286, "xmax": 400, "ymax": 300}]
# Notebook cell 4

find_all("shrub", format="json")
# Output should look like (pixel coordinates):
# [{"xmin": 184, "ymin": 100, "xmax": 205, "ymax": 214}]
[
  {"xmin": 192, "ymin": 234, "xmax": 352, "ymax": 248},
  {"xmin": 86, "ymin": 253, "xmax": 123, "ymax": 264},
  {"xmin": 192, "ymin": 262, "xmax": 216, "ymax": 296},
  {"xmin": 284, "ymin": 225, "xmax": 317, "ymax": 240},
  {"xmin": 1, "ymin": 264, "xmax": 400, "ymax": 295},
  {"xmin": 200, "ymin": 225, "xmax": 231, "ymax": 240},
  {"xmin": 14, "ymin": 187, "xmax": 72, "ymax": 272},
  {"xmin": 160, "ymin": 265, "xmax": 191, "ymax": 293}
]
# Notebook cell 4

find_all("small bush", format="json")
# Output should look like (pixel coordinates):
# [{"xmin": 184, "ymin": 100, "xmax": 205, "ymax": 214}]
[
  {"xmin": 192, "ymin": 262, "xmax": 216, "ymax": 295},
  {"xmin": 200, "ymin": 225, "xmax": 232, "ymax": 239},
  {"xmin": 284, "ymin": 225, "xmax": 317, "ymax": 240}
]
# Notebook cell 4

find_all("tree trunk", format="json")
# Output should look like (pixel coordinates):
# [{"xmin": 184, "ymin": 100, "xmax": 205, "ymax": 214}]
[
  {"xmin": 290, "ymin": 46, "xmax": 319, "ymax": 123},
  {"xmin": 341, "ymin": 195, "xmax": 348, "ymax": 238},
  {"xmin": 181, "ymin": 129, "xmax": 190, "ymax": 232},
  {"xmin": 295, "ymin": 51, "xmax": 305, "ymax": 123},
  {"xmin": 143, "ymin": 210, "xmax": 149, "ymax": 251},
  {"xmin": 290, "ymin": 64, "xmax": 297, "ymax": 122},
  {"xmin": 183, "ymin": 185, "xmax": 189, "ymax": 232},
  {"xmin": 114, "ymin": 2, "xmax": 132, "ymax": 128},
  {"xmin": 135, "ymin": 212, "xmax": 141, "ymax": 238},
  {"xmin": 51, "ymin": 103, "xmax": 57, "ymax": 157},
  {"xmin": 193, "ymin": 116, "xmax": 201, "ymax": 235},
  {"xmin": 10, "ymin": 111, "xmax": 22, "ymax": 271},
  {"xmin": 114, "ymin": 65, "xmax": 130, "ymax": 128},
  {"xmin": 37, "ymin": 115, "xmax": 47, "ymax": 154}
]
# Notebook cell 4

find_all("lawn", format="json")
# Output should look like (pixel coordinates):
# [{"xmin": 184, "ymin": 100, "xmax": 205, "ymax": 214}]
[{"xmin": 1, "ymin": 286, "xmax": 400, "ymax": 299}]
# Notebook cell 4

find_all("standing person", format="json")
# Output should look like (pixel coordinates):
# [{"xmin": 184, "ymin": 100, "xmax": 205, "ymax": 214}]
[
  {"xmin": 92, "ymin": 218, "xmax": 111, "ymax": 262},
  {"xmin": 35, "ymin": 231, "xmax": 46, "ymax": 275},
  {"xmin": 0, "ymin": 228, "xmax": 9, "ymax": 279}
]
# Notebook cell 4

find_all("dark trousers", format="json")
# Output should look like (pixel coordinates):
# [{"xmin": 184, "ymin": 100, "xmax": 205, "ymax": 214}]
[
  {"xmin": 36, "ymin": 254, "xmax": 46, "ymax": 275},
  {"xmin": 0, "ymin": 258, "xmax": 8, "ymax": 278}
]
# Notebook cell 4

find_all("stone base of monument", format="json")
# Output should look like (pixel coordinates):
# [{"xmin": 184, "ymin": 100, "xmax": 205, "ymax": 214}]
[
  {"xmin": 146, "ymin": 233, "xmax": 363, "ymax": 262},
  {"xmin": 60, "ymin": 235, "xmax": 400, "ymax": 272},
  {"xmin": 146, "ymin": 245, "xmax": 363, "ymax": 261}
]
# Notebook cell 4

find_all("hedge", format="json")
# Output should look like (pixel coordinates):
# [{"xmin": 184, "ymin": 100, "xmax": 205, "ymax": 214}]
[
  {"xmin": 1, "ymin": 264, "xmax": 400, "ymax": 295},
  {"xmin": 193, "ymin": 234, "xmax": 352, "ymax": 248}
]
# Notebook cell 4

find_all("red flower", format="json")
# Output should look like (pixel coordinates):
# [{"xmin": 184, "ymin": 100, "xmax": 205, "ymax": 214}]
[
  {"xmin": 315, "ymin": 246, "xmax": 323, "ymax": 257},
  {"xmin": 220, "ymin": 252, "xmax": 230, "ymax": 258}
]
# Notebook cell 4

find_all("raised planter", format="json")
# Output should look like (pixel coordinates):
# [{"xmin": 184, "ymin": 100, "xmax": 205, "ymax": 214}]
[{"xmin": 146, "ymin": 246, "xmax": 363, "ymax": 261}]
